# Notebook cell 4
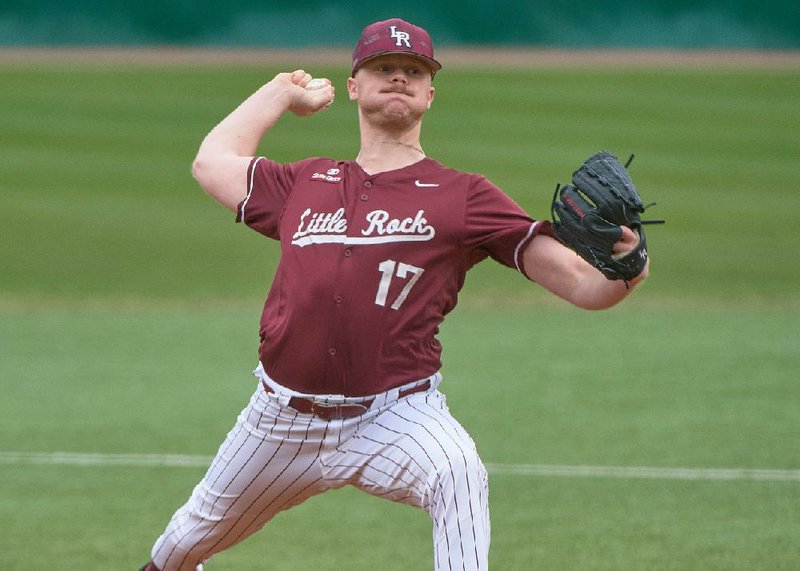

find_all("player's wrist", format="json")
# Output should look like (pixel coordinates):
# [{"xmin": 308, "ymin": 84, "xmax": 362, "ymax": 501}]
[{"xmin": 258, "ymin": 77, "xmax": 296, "ymax": 113}]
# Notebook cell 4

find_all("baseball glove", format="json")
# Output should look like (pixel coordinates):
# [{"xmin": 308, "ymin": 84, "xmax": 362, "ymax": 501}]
[{"xmin": 550, "ymin": 151, "xmax": 663, "ymax": 284}]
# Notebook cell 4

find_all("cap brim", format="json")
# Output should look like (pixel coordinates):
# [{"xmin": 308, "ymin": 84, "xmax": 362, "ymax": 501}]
[{"xmin": 352, "ymin": 51, "xmax": 442, "ymax": 76}]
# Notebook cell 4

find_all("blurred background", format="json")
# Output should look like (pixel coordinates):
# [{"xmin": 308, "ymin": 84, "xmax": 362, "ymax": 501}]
[{"xmin": 1, "ymin": 0, "xmax": 799, "ymax": 48}]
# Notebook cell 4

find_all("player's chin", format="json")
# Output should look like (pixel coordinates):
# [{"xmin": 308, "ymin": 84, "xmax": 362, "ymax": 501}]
[
  {"xmin": 383, "ymin": 93, "xmax": 422, "ymax": 109},
  {"xmin": 379, "ymin": 92, "xmax": 427, "ymax": 110},
  {"xmin": 368, "ymin": 102, "xmax": 424, "ymax": 129}
]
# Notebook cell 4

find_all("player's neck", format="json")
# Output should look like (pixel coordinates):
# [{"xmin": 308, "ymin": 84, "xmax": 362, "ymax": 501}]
[
  {"xmin": 356, "ymin": 138, "xmax": 426, "ymax": 175},
  {"xmin": 356, "ymin": 119, "xmax": 426, "ymax": 175}
]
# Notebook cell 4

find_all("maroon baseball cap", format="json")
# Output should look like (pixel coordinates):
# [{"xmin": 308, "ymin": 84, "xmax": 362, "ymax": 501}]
[{"xmin": 352, "ymin": 18, "xmax": 442, "ymax": 76}]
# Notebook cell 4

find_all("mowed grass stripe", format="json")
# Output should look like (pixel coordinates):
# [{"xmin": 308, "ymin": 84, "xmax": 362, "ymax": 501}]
[{"xmin": 3, "ymin": 451, "xmax": 799, "ymax": 482}]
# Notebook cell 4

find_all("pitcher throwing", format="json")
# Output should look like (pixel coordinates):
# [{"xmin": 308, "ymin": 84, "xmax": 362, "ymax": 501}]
[{"xmin": 141, "ymin": 17, "xmax": 651, "ymax": 571}]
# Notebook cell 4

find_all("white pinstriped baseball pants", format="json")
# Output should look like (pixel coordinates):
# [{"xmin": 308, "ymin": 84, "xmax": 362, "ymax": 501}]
[{"xmin": 149, "ymin": 370, "xmax": 490, "ymax": 570}]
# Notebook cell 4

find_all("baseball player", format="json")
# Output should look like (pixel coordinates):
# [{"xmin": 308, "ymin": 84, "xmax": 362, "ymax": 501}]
[{"xmin": 141, "ymin": 18, "xmax": 649, "ymax": 571}]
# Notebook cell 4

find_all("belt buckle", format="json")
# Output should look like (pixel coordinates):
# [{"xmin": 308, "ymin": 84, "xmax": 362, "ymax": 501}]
[{"xmin": 311, "ymin": 400, "xmax": 368, "ymax": 420}]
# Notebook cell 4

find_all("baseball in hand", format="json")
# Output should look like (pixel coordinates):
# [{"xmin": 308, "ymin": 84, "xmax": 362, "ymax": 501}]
[
  {"xmin": 305, "ymin": 77, "xmax": 333, "ymax": 110},
  {"xmin": 306, "ymin": 78, "xmax": 331, "ymax": 91}
]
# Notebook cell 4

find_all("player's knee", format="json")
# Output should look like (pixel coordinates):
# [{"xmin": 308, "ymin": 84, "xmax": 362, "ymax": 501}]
[{"xmin": 429, "ymin": 446, "xmax": 487, "ymax": 502}]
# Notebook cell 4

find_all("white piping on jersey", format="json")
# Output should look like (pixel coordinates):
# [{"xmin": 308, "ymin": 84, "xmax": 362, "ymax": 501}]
[
  {"xmin": 239, "ymin": 156, "xmax": 264, "ymax": 223},
  {"xmin": 291, "ymin": 233, "xmax": 436, "ymax": 248},
  {"xmin": 514, "ymin": 221, "xmax": 540, "ymax": 275}
]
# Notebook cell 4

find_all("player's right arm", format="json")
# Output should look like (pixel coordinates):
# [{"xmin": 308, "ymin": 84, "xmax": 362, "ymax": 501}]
[{"xmin": 192, "ymin": 70, "xmax": 334, "ymax": 212}]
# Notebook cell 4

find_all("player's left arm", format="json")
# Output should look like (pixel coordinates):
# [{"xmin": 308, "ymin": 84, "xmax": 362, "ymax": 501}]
[{"xmin": 522, "ymin": 226, "xmax": 649, "ymax": 310}]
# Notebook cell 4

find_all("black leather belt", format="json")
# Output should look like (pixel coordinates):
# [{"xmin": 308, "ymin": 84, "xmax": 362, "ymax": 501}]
[{"xmin": 261, "ymin": 379, "xmax": 432, "ymax": 421}]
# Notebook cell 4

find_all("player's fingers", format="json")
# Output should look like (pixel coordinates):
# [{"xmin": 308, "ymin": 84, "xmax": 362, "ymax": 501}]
[
  {"xmin": 288, "ymin": 83, "xmax": 334, "ymax": 116},
  {"xmin": 314, "ymin": 88, "xmax": 335, "ymax": 110},
  {"xmin": 290, "ymin": 70, "xmax": 314, "ymax": 88},
  {"xmin": 612, "ymin": 225, "xmax": 639, "ymax": 256}
]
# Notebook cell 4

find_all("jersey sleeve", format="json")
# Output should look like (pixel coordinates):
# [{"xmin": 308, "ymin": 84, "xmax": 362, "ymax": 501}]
[
  {"xmin": 463, "ymin": 175, "xmax": 549, "ymax": 278},
  {"xmin": 236, "ymin": 157, "xmax": 316, "ymax": 239}
]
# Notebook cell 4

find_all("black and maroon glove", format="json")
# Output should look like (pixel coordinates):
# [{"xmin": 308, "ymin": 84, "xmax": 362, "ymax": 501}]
[{"xmin": 551, "ymin": 151, "xmax": 663, "ymax": 283}]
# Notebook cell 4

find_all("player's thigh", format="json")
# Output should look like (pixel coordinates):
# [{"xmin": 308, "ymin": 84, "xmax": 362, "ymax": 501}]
[
  {"xmin": 196, "ymin": 388, "xmax": 330, "ymax": 520},
  {"xmin": 325, "ymin": 391, "xmax": 485, "ymax": 508}
]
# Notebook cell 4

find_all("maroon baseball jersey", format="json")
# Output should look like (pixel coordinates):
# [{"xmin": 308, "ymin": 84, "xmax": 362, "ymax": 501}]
[{"xmin": 237, "ymin": 156, "xmax": 547, "ymax": 396}]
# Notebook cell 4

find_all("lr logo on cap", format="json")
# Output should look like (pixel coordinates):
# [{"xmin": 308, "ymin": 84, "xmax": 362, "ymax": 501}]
[{"xmin": 390, "ymin": 25, "xmax": 411, "ymax": 47}]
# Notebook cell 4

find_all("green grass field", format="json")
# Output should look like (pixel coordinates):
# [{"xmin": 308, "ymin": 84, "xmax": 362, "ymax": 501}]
[{"xmin": 1, "ymin": 55, "xmax": 799, "ymax": 569}]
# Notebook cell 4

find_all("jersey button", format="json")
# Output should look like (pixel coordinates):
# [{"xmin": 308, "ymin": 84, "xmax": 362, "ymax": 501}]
[
  {"xmin": 335, "ymin": 295, "xmax": 344, "ymax": 304},
  {"xmin": 344, "ymin": 249, "xmax": 352, "ymax": 257},
  {"xmin": 364, "ymin": 181, "xmax": 373, "ymax": 188},
  {"xmin": 360, "ymin": 194, "xmax": 369, "ymax": 201},
  {"xmin": 328, "ymin": 348, "xmax": 337, "ymax": 356}
]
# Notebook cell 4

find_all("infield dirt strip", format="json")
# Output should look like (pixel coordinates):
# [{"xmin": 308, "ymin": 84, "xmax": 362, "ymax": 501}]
[{"xmin": 1, "ymin": 47, "xmax": 798, "ymax": 68}]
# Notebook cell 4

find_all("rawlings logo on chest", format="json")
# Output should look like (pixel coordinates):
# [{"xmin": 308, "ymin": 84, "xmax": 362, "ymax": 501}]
[{"xmin": 291, "ymin": 207, "xmax": 436, "ymax": 247}]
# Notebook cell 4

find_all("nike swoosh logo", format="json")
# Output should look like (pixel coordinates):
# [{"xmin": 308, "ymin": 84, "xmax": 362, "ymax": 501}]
[{"xmin": 415, "ymin": 180, "xmax": 440, "ymax": 187}]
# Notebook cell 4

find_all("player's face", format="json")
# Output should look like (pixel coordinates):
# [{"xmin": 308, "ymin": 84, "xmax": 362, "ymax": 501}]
[{"xmin": 348, "ymin": 54, "xmax": 436, "ymax": 130}]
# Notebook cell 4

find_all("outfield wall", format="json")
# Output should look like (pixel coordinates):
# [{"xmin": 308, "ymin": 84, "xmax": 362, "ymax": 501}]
[{"xmin": 1, "ymin": 0, "xmax": 798, "ymax": 48}]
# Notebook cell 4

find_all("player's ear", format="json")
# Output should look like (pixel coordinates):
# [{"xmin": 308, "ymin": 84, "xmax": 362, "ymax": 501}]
[
  {"xmin": 427, "ymin": 86, "xmax": 435, "ymax": 109},
  {"xmin": 347, "ymin": 77, "xmax": 358, "ymax": 101}
]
